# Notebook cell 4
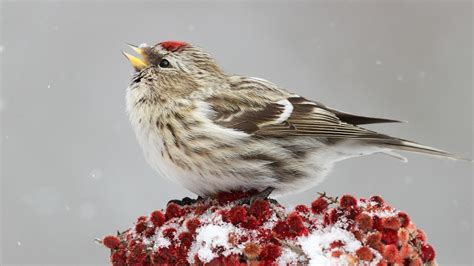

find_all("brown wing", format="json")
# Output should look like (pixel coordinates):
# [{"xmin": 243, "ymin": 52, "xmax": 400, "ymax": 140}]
[
  {"xmin": 206, "ymin": 76, "xmax": 470, "ymax": 161},
  {"xmin": 208, "ymin": 76, "xmax": 396, "ymax": 139}
]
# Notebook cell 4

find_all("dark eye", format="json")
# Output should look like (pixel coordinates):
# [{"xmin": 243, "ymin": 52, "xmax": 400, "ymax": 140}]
[{"xmin": 159, "ymin": 59, "xmax": 171, "ymax": 68}]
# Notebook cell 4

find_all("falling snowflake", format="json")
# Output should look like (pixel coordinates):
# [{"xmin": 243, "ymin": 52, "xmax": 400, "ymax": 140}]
[{"xmin": 89, "ymin": 168, "xmax": 103, "ymax": 179}]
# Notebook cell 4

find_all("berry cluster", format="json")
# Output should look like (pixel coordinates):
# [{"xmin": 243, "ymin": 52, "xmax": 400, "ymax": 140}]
[{"xmin": 100, "ymin": 192, "xmax": 436, "ymax": 265}]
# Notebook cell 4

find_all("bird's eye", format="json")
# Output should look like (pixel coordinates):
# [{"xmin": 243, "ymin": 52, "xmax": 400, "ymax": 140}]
[{"xmin": 159, "ymin": 59, "xmax": 171, "ymax": 68}]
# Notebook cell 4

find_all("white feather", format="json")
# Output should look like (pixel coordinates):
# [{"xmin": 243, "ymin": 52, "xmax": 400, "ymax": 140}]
[{"xmin": 274, "ymin": 99, "xmax": 294, "ymax": 124}]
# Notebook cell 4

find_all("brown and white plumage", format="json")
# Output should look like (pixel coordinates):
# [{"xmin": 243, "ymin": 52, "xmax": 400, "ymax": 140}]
[{"xmin": 124, "ymin": 41, "xmax": 467, "ymax": 197}]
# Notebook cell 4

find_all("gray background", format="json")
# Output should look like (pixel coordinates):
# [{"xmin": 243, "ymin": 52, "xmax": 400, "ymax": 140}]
[{"xmin": 1, "ymin": 0, "xmax": 472, "ymax": 265}]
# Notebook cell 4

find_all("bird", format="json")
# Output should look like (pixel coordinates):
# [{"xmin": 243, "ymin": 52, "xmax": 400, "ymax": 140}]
[{"xmin": 122, "ymin": 41, "xmax": 468, "ymax": 198}]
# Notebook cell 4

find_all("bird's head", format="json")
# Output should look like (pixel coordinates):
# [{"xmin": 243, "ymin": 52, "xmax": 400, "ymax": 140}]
[{"xmin": 123, "ymin": 41, "xmax": 225, "ymax": 102}]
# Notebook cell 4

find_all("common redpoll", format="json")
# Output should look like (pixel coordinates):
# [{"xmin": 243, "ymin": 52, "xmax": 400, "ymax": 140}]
[{"xmin": 123, "ymin": 41, "xmax": 467, "ymax": 197}]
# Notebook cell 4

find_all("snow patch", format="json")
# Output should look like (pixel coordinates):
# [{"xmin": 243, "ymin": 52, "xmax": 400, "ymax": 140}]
[
  {"xmin": 298, "ymin": 227, "xmax": 362, "ymax": 265},
  {"xmin": 192, "ymin": 224, "xmax": 232, "ymax": 263},
  {"xmin": 277, "ymin": 247, "xmax": 301, "ymax": 265}
]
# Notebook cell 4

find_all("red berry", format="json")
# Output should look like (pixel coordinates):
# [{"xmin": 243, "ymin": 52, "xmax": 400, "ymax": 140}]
[
  {"xmin": 340, "ymin": 195, "xmax": 358, "ymax": 209},
  {"xmin": 178, "ymin": 232, "xmax": 194, "ymax": 249},
  {"xmin": 134, "ymin": 220, "xmax": 147, "ymax": 234},
  {"xmin": 356, "ymin": 246, "xmax": 374, "ymax": 261},
  {"xmin": 163, "ymin": 227, "xmax": 177, "ymax": 240},
  {"xmin": 328, "ymin": 208, "xmax": 342, "ymax": 224},
  {"xmin": 398, "ymin": 244, "xmax": 412, "ymax": 259},
  {"xmin": 398, "ymin": 228, "xmax": 409, "ymax": 245},
  {"xmin": 352, "ymin": 230, "xmax": 364, "ymax": 241},
  {"xmin": 150, "ymin": 210, "xmax": 165, "ymax": 227},
  {"xmin": 366, "ymin": 232, "xmax": 382, "ymax": 248},
  {"xmin": 372, "ymin": 216, "xmax": 384, "ymax": 231},
  {"xmin": 420, "ymin": 244, "xmax": 435, "ymax": 262},
  {"xmin": 355, "ymin": 213, "xmax": 373, "ymax": 231},
  {"xmin": 194, "ymin": 204, "xmax": 207, "ymax": 215},
  {"xmin": 102, "ymin": 235, "xmax": 121, "ymax": 249},
  {"xmin": 166, "ymin": 203, "xmax": 183, "ymax": 220},
  {"xmin": 273, "ymin": 220, "xmax": 290, "ymax": 239},
  {"xmin": 397, "ymin": 212, "xmax": 410, "ymax": 227},
  {"xmin": 250, "ymin": 199, "xmax": 271, "ymax": 221},
  {"xmin": 311, "ymin": 198, "xmax": 328, "ymax": 214},
  {"xmin": 126, "ymin": 241, "xmax": 146, "ymax": 264},
  {"xmin": 331, "ymin": 250, "xmax": 343, "ymax": 258},
  {"xmin": 260, "ymin": 243, "xmax": 281, "ymax": 261},
  {"xmin": 383, "ymin": 244, "xmax": 398, "ymax": 263},
  {"xmin": 382, "ymin": 229, "xmax": 398, "ymax": 245},
  {"xmin": 240, "ymin": 235, "xmax": 249, "ymax": 243},
  {"xmin": 257, "ymin": 228, "xmax": 273, "ymax": 242},
  {"xmin": 186, "ymin": 218, "xmax": 201, "ymax": 234},
  {"xmin": 223, "ymin": 254, "xmax": 241, "ymax": 266},
  {"xmin": 110, "ymin": 249, "xmax": 126, "ymax": 266},
  {"xmin": 242, "ymin": 215, "xmax": 259, "ymax": 229},
  {"xmin": 288, "ymin": 212, "xmax": 307, "ymax": 236},
  {"xmin": 347, "ymin": 206, "xmax": 362, "ymax": 220},
  {"xmin": 295, "ymin": 204, "xmax": 310, "ymax": 214},
  {"xmin": 220, "ymin": 209, "xmax": 231, "ymax": 223},
  {"xmin": 152, "ymin": 247, "xmax": 177, "ymax": 264},
  {"xmin": 415, "ymin": 229, "xmax": 427, "ymax": 242},
  {"xmin": 229, "ymin": 206, "xmax": 247, "ymax": 225},
  {"xmin": 369, "ymin": 195, "xmax": 385, "ymax": 206},
  {"xmin": 323, "ymin": 212, "xmax": 331, "ymax": 225},
  {"xmin": 381, "ymin": 216, "xmax": 401, "ymax": 230},
  {"xmin": 137, "ymin": 215, "xmax": 147, "ymax": 222},
  {"xmin": 329, "ymin": 240, "xmax": 345, "ymax": 249},
  {"xmin": 144, "ymin": 226, "xmax": 156, "ymax": 237}
]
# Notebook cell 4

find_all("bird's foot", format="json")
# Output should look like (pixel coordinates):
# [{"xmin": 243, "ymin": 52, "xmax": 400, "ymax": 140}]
[
  {"xmin": 234, "ymin": 187, "xmax": 274, "ymax": 205},
  {"xmin": 167, "ymin": 196, "xmax": 200, "ymax": 206}
]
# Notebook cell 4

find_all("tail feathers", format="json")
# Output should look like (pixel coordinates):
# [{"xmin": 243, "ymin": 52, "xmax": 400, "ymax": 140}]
[
  {"xmin": 330, "ymin": 109, "xmax": 406, "ymax": 125},
  {"xmin": 370, "ymin": 138, "xmax": 472, "ymax": 162}
]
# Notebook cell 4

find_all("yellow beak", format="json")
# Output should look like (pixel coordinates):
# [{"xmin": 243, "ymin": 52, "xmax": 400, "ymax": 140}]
[{"xmin": 122, "ymin": 44, "xmax": 148, "ymax": 71}]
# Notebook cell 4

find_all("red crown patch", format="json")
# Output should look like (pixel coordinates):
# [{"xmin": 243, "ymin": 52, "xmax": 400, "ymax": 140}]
[{"xmin": 160, "ymin": 41, "xmax": 188, "ymax": 52}]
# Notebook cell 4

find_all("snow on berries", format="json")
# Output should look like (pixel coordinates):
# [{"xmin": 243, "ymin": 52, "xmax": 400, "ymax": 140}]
[{"xmin": 101, "ymin": 192, "xmax": 436, "ymax": 265}]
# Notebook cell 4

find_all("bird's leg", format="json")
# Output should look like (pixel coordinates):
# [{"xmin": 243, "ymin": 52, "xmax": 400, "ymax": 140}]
[{"xmin": 234, "ymin": 187, "xmax": 274, "ymax": 205}]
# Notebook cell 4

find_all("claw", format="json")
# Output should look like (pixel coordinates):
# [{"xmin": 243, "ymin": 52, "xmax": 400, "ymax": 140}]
[{"xmin": 234, "ymin": 187, "xmax": 274, "ymax": 205}]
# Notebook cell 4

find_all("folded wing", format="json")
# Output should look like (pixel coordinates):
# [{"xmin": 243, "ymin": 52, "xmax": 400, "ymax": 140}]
[{"xmin": 206, "ymin": 76, "xmax": 467, "ymax": 160}]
